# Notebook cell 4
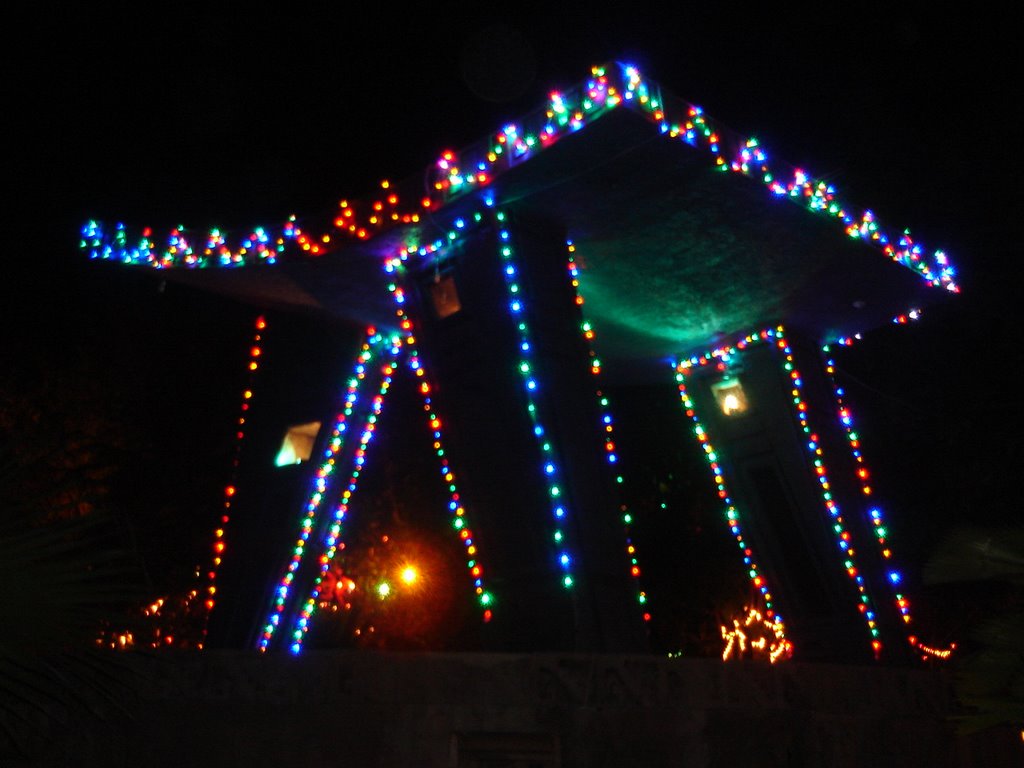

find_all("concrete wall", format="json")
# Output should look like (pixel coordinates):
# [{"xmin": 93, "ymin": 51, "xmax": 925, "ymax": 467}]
[{"xmin": 17, "ymin": 651, "xmax": 1020, "ymax": 768}]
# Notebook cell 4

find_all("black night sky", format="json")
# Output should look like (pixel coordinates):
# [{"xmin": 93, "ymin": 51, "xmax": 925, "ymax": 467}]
[{"xmin": 4, "ymin": 5, "xmax": 1021, "ymax": 656}]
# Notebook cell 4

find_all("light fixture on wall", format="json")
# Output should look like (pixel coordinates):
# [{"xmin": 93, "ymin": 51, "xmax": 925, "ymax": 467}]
[{"xmin": 711, "ymin": 377, "xmax": 748, "ymax": 416}]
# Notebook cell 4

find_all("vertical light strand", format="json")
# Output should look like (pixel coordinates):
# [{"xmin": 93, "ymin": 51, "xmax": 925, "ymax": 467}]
[
  {"xmin": 383, "ymin": 214, "xmax": 495, "ymax": 618},
  {"xmin": 201, "ymin": 314, "xmax": 267, "ymax": 647},
  {"xmin": 675, "ymin": 330, "xmax": 784, "ymax": 633},
  {"xmin": 821, "ymin": 344, "xmax": 916, "ymax": 636},
  {"xmin": 565, "ymin": 241, "xmax": 649, "ymax": 621},
  {"xmin": 81, "ymin": 64, "xmax": 958, "ymax": 294},
  {"xmin": 775, "ymin": 327, "xmax": 883, "ymax": 658},
  {"xmin": 289, "ymin": 336, "xmax": 403, "ymax": 654},
  {"xmin": 496, "ymin": 209, "xmax": 577, "ymax": 589},
  {"xmin": 821, "ymin": 330, "xmax": 953, "ymax": 661},
  {"xmin": 258, "ymin": 327, "xmax": 385, "ymax": 652},
  {"xmin": 406, "ymin": 343, "xmax": 494, "ymax": 620}
]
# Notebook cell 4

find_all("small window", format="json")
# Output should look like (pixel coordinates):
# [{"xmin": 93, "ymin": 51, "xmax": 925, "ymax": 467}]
[
  {"xmin": 429, "ymin": 273, "xmax": 462, "ymax": 318},
  {"xmin": 275, "ymin": 421, "xmax": 322, "ymax": 467}
]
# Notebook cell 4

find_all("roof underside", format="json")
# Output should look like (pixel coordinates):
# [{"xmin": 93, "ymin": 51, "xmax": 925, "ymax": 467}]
[
  {"xmin": 457, "ymin": 107, "xmax": 944, "ymax": 374},
  {"xmin": 141, "ymin": 83, "xmax": 952, "ymax": 380}
]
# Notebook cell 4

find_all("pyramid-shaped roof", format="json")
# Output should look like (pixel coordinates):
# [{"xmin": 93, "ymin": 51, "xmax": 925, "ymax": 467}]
[{"xmin": 82, "ymin": 62, "xmax": 958, "ymax": 370}]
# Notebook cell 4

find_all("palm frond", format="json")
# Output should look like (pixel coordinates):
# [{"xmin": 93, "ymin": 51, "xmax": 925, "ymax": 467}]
[{"xmin": 0, "ymin": 497, "xmax": 146, "ymax": 763}]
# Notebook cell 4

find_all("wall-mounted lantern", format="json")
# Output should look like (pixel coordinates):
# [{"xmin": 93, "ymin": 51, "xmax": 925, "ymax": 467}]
[{"xmin": 711, "ymin": 377, "xmax": 749, "ymax": 416}]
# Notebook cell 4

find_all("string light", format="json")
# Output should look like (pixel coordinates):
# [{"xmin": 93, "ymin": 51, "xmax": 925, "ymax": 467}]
[
  {"xmin": 80, "ymin": 63, "xmax": 956, "ymax": 295},
  {"xmin": 914, "ymin": 641, "xmax": 956, "ymax": 661},
  {"xmin": 566, "ymin": 240, "xmax": 649, "ymax": 620},
  {"xmin": 79, "ymin": 219, "xmax": 294, "ymax": 268},
  {"xmin": 823, "ymin": 340, "xmax": 953, "ymax": 661},
  {"xmin": 678, "ymin": 328, "xmax": 885, "ymax": 657},
  {"xmin": 384, "ymin": 235, "xmax": 494, "ymax": 620},
  {"xmin": 821, "ymin": 343, "xmax": 914, "ymax": 633},
  {"xmin": 405, "ymin": 345, "xmax": 494, "ymax": 619},
  {"xmin": 82, "ymin": 60, "xmax": 958, "ymax": 658},
  {"xmin": 675, "ymin": 329, "xmax": 785, "ymax": 635},
  {"xmin": 497, "ymin": 210, "xmax": 577, "ymax": 589},
  {"xmin": 892, "ymin": 308, "xmax": 922, "ymax": 325},
  {"xmin": 201, "ymin": 314, "xmax": 267, "ymax": 645},
  {"xmin": 774, "ymin": 326, "xmax": 884, "ymax": 658},
  {"xmin": 263, "ymin": 225, "xmax": 499, "ymax": 651},
  {"xmin": 681, "ymin": 326, "xmax": 951, "ymax": 661},
  {"xmin": 289, "ymin": 337, "xmax": 403, "ymax": 654},
  {"xmin": 258, "ymin": 328, "xmax": 389, "ymax": 652},
  {"xmin": 721, "ymin": 607, "xmax": 793, "ymax": 663}
]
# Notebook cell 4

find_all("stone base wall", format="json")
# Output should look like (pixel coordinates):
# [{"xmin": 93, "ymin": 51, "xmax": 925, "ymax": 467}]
[{"xmin": 12, "ymin": 651, "xmax": 1021, "ymax": 767}]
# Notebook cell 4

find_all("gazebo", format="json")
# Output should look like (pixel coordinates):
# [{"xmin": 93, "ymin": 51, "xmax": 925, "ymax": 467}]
[{"xmin": 82, "ymin": 62, "xmax": 958, "ymax": 663}]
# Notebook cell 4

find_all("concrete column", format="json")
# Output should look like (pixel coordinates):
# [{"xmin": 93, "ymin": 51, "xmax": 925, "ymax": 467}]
[{"xmin": 407, "ymin": 211, "xmax": 649, "ymax": 652}]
